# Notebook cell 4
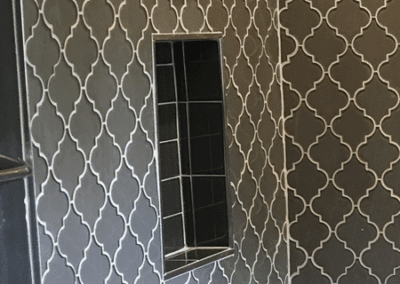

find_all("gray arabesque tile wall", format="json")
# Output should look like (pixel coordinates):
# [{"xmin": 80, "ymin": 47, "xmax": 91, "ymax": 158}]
[
  {"xmin": 22, "ymin": 0, "xmax": 400, "ymax": 283},
  {"xmin": 22, "ymin": 0, "xmax": 287, "ymax": 283},
  {"xmin": 282, "ymin": 0, "xmax": 400, "ymax": 283}
]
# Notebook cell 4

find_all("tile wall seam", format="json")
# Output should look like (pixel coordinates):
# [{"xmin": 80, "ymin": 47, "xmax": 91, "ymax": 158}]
[
  {"xmin": 17, "ymin": 0, "xmax": 43, "ymax": 282},
  {"xmin": 22, "ymin": 1, "xmax": 286, "ymax": 282},
  {"xmin": 151, "ymin": 34, "xmax": 166, "ymax": 280},
  {"xmin": 14, "ymin": 0, "xmax": 37, "ymax": 282},
  {"xmin": 276, "ymin": 0, "xmax": 291, "ymax": 282}
]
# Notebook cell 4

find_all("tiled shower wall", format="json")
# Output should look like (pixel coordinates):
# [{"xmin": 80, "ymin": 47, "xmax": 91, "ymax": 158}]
[
  {"xmin": 281, "ymin": 0, "xmax": 400, "ymax": 283},
  {"xmin": 21, "ymin": 0, "xmax": 288, "ymax": 283}
]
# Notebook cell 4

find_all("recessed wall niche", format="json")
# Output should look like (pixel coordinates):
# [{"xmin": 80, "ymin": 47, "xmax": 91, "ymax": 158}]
[{"xmin": 154, "ymin": 36, "xmax": 233, "ymax": 279}]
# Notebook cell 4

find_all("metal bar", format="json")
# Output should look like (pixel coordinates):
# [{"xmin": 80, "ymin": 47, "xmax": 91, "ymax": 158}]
[{"xmin": 0, "ymin": 155, "xmax": 32, "ymax": 183}]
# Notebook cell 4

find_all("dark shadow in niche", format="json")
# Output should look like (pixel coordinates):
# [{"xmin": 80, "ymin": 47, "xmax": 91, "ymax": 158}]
[{"xmin": 155, "ymin": 38, "xmax": 233, "ymax": 279}]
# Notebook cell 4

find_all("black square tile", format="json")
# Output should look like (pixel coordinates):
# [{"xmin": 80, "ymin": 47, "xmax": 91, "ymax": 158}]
[
  {"xmin": 178, "ymin": 103, "xmax": 188, "ymax": 139},
  {"xmin": 161, "ymin": 177, "xmax": 182, "ymax": 217},
  {"xmin": 210, "ymin": 134, "xmax": 225, "ymax": 175},
  {"xmin": 199, "ymin": 237, "xmax": 228, "ymax": 247},
  {"xmin": 156, "ymin": 66, "xmax": 176, "ymax": 103},
  {"xmin": 160, "ymin": 141, "xmax": 179, "ymax": 179},
  {"xmin": 158, "ymin": 104, "xmax": 177, "ymax": 142},
  {"xmin": 184, "ymin": 209, "xmax": 195, "ymax": 247},
  {"xmin": 190, "ymin": 136, "xmax": 212, "ymax": 174},
  {"xmin": 211, "ymin": 177, "xmax": 227, "ymax": 204},
  {"xmin": 192, "ymin": 177, "xmax": 213, "ymax": 210},
  {"xmin": 182, "ymin": 177, "xmax": 195, "ymax": 246},
  {"xmin": 213, "ymin": 203, "xmax": 229, "ymax": 241},
  {"xmin": 188, "ymin": 104, "xmax": 208, "ymax": 138},
  {"xmin": 186, "ymin": 61, "xmax": 222, "ymax": 101},
  {"xmin": 182, "ymin": 177, "xmax": 192, "ymax": 212},
  {"xmin": 173, "ymin": 41, "xmax": 187, "ymax": 102},
  {"xmin": 192, "ymin": 177, "xmax": 227, "ymax": 210},
  {"xmin": 156, "ymin": 42, "xmax": 172, "ymax": 64},
  {"xmin": 194, "ymin": 206, "xmax": 216, "ymax": 244},
  {"xmin": 180, "ymin": 137, "xmax": 190, "ymax": 175},
  {"xmin": 189, "ymin": 103, "xmax": 224, "ymax": 138},
  {"xmin": 184, "ymin": 40, "xmax": 219, "ymax": 63},
  {"xmin": 163, "ymin": 215, "xmax": 185, "ymax": 255}
]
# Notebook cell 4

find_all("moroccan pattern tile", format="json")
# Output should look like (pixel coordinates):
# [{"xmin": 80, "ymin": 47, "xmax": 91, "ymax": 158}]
[
  {"xmin": 22, "ymin": 0, "xmax": 287, "ymax": 283},
  {"xmin": 281, "ymin": 0, "xmax": 400, "ymax": 283}
]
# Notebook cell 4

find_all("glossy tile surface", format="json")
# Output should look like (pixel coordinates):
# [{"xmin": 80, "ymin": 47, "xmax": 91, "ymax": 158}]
[
  {"xmin": 281, "ymin": 0, "xmax": 400, "ymax": 282},
  {"xmin": 156, "ymin": 42, "xmax": 172, "ymax": 64},
  {"xmin": 158, "ymin": 104, "xmax": 177, "ymax": 142},
  {"xmin": 173, "ymin": 42, "xmax": 186, "ymax": 102},
  {"xmin": 159, "ymin": 141, "xmax": 179, "ymax": 179},
  {"xmin": 156, "ymin": 40, "xmax": 230, "ymax": 257},
  {"xmin": 184, "ymin": 41, "xmax": 222, "ymax": 102},
  {"xmin": 156, "ymin": 66, "xmax": 176, "ymax": 103},
  {"xmin": 22, "ymin": 0, "xmax": 286, "ymax": 282},
  {"xmin": 161, "ymin": 178, "xmax": 182, "ymax": 217},
  {"xmin": 23, "ymin": 0, "xmax": 400, "ymax": 282},
  {"xmin": 163, "ymin": 215, "xmax": 185, "ymax": 255}
]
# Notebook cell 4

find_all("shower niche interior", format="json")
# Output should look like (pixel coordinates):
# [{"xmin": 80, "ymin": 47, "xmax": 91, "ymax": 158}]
[{"xmin": 154, "ymin": 37, "xmax": 233, "ymax": 279}]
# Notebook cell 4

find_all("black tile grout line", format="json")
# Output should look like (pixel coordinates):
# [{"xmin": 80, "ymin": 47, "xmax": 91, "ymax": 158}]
[
  {"xmin": 159, "ymin": 138, "xmax": 179, "ymax": 144},
  {"xmin": 196, "ymin": 164, "xmax": 224, "ymax": 170},
  {"xmin": 158, "ymin": 101, "xmax": 177, "ymax": 106},
  {"xmin": 162, "ymin": 211, "xmax": 185, "ymax": 220},
  {"xmin": 181, "ymin": 40, "xmax": 198, "ymax": 247},
  {"xmin": 189, "ymin": 169, "xmax": 225, "ymax": 175},
  {"xmin": 160, "ymin": 175, "xmax": 181, "ymax": 183},
  {"xmin": 156, "ymin": 63, "xmax": 174, "ymax": 67},
  {"xmin": 186, "ymin": 132, "xmax": 224, "ymax": 140},
  {"xmin": 197, "ymin": 232, "xmax": 229, "ymax": 244},
  {"xmin": 171, "ymin": 40, "xmax": 188, "ymax": 251},
  {"xmin": 182, "ymin": 59, "xmax": 220, "ymax": 64},
  {"xmin": 197, "ymin": 237, "xmax": 229, "ymax": 248},
  {"xmin": 192, "ymin": 200, "xmax": 227, "ymax": 212}
]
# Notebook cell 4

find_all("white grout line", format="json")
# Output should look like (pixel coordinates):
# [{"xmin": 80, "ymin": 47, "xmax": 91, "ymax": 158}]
[
  {"xmin": 160, "ymin": 175, "xmax": 180, "ymax": 183},
  {"xmin": 159, "ymin": 138, "xmax": 179, "ymax": 144},
  {"xmin": 163, "ymin": 211, "xmax": 184, "ymax": 220}
]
